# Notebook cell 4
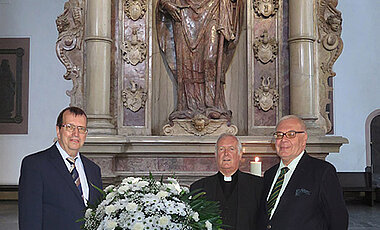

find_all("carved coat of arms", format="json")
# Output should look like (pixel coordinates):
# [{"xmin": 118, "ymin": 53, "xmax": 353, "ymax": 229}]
[
  {"xmin": 124, "ymin": 0, "xmax": 146, "ymax": 21},
  {"xmin": 121, "ymin": 28, "xmax": 147, "ymax": 66},
  {"xmin": 254, "ymin": 77, "xmax": 279, "ymax": 111},
  {"xmin": 122, "ymin": 81, "xmax": 147, "ymax": 112},
  {"xmin": 253, "ymin": 30, "xmax": 278, "ymax": 64},
  {"xmin": 253, "ymin": 0, "xmax": 279, "ymax": 18}
]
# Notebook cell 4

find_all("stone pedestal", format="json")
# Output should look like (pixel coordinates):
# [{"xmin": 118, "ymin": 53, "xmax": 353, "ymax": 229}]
[
  {"xmin": 82, "ymin": 135, "xmax": 348, "ymax": 186},
  {"xmin": 163, "ymin": 118, "xmax": 238, "ymax": 136}
]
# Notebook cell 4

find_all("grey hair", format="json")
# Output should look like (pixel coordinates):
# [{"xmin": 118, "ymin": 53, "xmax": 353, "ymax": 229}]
[
  {"xmin": 215, "ymin": 133, "xmax": 243, "ymax": 155},
  {"xmin": 276, "ymin": 115, "xmax": 307, "ymax": 131}
]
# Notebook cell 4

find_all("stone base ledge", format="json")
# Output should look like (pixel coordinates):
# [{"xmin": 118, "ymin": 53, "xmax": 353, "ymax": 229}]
[{"xmin": 81, "ymin": 135, "xmax": 348, "ymax": 185}]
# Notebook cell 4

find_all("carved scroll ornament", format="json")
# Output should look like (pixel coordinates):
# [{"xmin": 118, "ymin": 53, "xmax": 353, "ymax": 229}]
[
  {"xmin": 124, "ymin": 0, "xmax": 147, "ymax": 21},
  {"xmin": 122, "ymin": 81, "xmax": 147, "ymax": 112},
  {"xmin": 253, "ymin": 0, "xmax": 279, "ymax": 18},
  {"xmin": 121, "ymin": 27, "xmax": 147, "ymax": 66},
  {"xmin": 253, "ymin": 30, "xmax": 278, "ymax": 64},
  {"xmin": 254, "ymin": 77, "xmax": 279, "ymax": 111},
  {"xmin": 55, "ymin": 0, "xmax": 85, "ymax": 107},
  {"xmin": 317, "ymin": 0, "xmax": 343, "ymax": 133}
]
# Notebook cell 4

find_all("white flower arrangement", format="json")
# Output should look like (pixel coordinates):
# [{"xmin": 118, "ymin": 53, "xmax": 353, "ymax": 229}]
[{"xmin": 81, "ymin": 175, "xmax": 223, "ymax": 230}]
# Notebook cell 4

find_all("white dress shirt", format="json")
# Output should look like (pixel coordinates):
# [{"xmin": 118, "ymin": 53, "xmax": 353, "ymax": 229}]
[
  {"xmin": 56, "ymin": 142, "xmax": 89, "ymax": 206},
  {"xmin": 267, "ymin": 151, "xmax": 305, "ymax": 219}
]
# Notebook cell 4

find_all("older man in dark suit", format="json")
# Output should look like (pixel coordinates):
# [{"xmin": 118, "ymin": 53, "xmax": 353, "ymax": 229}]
[
  {"xmin": 191, "ymin": 134, "xmax": 263, "ymax": 230},
  {"xmin": 18, "ymin": 107, "xmax": 103, "ymax": 230},
  {"xmin": 257, "ymin": 115, "xmax": 348, "ymax": 230}
]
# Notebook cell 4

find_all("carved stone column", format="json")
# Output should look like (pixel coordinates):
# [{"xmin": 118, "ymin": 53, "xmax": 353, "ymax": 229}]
[
  {"xmin": 85, "ymin": 0, "xmax": 115, "ymax": 134},
  {"xmin": 288, "ymin": 0, "xmax": 320, "ymax": 133}
]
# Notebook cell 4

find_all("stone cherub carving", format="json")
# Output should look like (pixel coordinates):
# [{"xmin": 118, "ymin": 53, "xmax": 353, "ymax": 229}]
[{"xmin": 156, "ymin": 0, "xmax": 244, "ymax": 123}]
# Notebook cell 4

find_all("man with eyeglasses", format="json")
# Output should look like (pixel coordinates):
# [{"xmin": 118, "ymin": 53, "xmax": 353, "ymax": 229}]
[
  {"xmin": 18, "ymin": 107, "xmax": 103, "ymax": 230},
  {"xmin": 190, "ymin": 134, "xmax": 263, "ymax": 230},
  {"xmin": 257, "ymin": 115, "xmax": 348, "ymax": 230}
]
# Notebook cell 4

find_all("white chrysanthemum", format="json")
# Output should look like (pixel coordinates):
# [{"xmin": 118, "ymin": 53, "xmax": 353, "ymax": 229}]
[
  {"xmin": 159, "ymin": 215, "xmax": 171, "ymax": 227},
  {"xmin": 85, "ymin": 208, "xmax": 93, "ymax": 218},
  {"xmin": 132, "ymin": 222, "xmax": 144, "ymax": 230},
  {"xmin": 192, "ymin": 212, "xmax": 199, "ymax": 222},
  {"xmin": 137, "ymin": 180, "xmax": 149, "ymax": 188},
  {"xmin": 126, "ymin": 202, "xmax": 138, "ymax": 212},
  {"xmin": 104, "ymin": 185, "xmax": 115, "ymax": 193},
  {"xmin": 157, "ymin": 190, "xmax": 169, "ymax": 199},
  {"xmin": 118, "ymin": 185, "xmax": 129, "ymax": 194},
  {"xmin": 105, "ymin": 219, "xmax": 117, "ymax": 230},
  {"xmin": 105, "ymin": 192, "xmax": 116, "ymax": 201},
  {"xmin": 205, "ymin": 220, "xmax": 212, "ymax": 230},
  {"xmin": 105, "ymin": 205, "xmax": 117, "ymax": 215},
  {"xmin": 123, "ymin": 177, "xmax": 136, "ymax": 184}
]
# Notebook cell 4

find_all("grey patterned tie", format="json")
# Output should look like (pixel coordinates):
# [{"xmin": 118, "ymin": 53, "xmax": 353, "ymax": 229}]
[{"xmin": 66, "ymin": 157, "xmax": 83, "ymax": 198}]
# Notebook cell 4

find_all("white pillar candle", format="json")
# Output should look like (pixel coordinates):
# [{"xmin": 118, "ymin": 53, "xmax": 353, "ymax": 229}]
[{"xmin": 250, "ymin": 157, "xmax": 262, "ymax": 177}]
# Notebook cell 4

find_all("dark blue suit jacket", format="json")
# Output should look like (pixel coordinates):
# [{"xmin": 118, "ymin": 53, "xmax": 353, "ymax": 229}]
[
  {"xmin": 257, "ymin": 153, "xmax": 348, "ymax": 230},
  {"xmin": 18, "ymin": 144, "xmax": 103, "ymax": 230}
]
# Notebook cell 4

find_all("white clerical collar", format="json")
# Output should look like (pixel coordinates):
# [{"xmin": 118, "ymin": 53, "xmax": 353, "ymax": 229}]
[{"xmin": 224, "ymin": 176, "xmax": 232, "ymax": 182}]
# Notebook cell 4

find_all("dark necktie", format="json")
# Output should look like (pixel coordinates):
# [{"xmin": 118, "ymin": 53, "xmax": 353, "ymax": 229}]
[
  {"xmin": 66, "ymin": 157, "xmax": 83, "ymax": 198},
  {"xmin": 267, "ymin": 167, "xmax": 289, "ymax": 216}
]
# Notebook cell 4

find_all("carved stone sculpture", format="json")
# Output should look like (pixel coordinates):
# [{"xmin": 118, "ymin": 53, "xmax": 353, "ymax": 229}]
[
  {"xmin": 253, "ymin": 0, "xmax": 279, "ymax": 18},
  {"xmin": 156, "ymin": 0, "xmax": 244, "ymax": 124},
  {"xmin": 124, "ymin": 0, "xmax": 147, "ymax": 21},
  {"xmin": 122, "ymin": 81, "xmax": 147, "ymax": 112},
  {"xmin": 317, "ymin": 0, "xmax": 343, "ymax": 133},
  {"xmin": 253, "ymin": 30, "xmax": 278, "ymax": 64},
  {"xmin": 254, "ymin": 77, "xmax": 279, "ymax": 111},
  {"xmin": 56, "ymin": 0, "xmax": 85, "ymax": 107},
  {"xmin": 121, "ymin": 27, "xmax": 147, "ymax": 66},
  {"xmin": 163, "ymin": 114, "xmax": 238, "ymax": 136}
]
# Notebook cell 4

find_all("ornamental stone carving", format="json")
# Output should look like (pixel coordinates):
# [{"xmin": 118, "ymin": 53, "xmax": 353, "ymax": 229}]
[
  {"xmin": 122, "ymin": 81, "xmax": 147, "ymax": 112},
  {"xmin": 163, "ymin": 114, "xmax": 238, "ymax": 136},
  {"xmin": 55, "ymin": 0, "xmax": 85, "ymax": 107},
  {"xmin": 124, "ymin": 0, "xmax": 147, "ymax": 21},
  {"xmin": 253, "ymin": 0, "xmax": 279, "ymax": 18},
  {"xmin": 317, "ymin": 0, "xmax": 343, "ymax": 133},
  {"xmin": 121, "ymin": 27, "xmax": 147, "ymax": 66},
  {"xmin": 254, "ymin": 77, "xmax": 279, "ymax": 111},
  {"xmin": 253, "ymin": 30, "xmax": 278, "ymax": 64}
]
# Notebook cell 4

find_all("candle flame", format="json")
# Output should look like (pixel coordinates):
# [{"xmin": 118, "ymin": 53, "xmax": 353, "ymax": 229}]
[{"xmin": 255, "ymin": 157, "xmax": 260, "ymax": 162}]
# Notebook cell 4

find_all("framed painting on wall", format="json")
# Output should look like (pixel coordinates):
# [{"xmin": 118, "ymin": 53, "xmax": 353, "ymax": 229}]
[{"xmin": 0, "ymin": 38, "xmax": 29, "ymax": 134}]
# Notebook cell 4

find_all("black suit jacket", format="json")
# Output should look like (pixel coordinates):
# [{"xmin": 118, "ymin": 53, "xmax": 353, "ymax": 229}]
[
  {"xmin": 190, "ymin": 170, "xmax": 263, "ymax": 230},
  {"xmin": 257, "ymin": 153, "xmax": 348, "ymax": 230},
  {"xmin": 18, "ymin": 144, "xmax": 103, "ymax": 230}
]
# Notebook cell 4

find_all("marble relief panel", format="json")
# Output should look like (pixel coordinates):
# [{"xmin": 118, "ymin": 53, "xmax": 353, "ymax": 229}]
[
  {"xmin": 117, "ymin": 0, "xmax": 152, "ymax": 135},
  {"xmin": 252, "ymin": 16, "xmax": 277, "ymax": 128},
  {"xmin": 248, "ymin": 0, "xmax": 289, "ymax": 135}
]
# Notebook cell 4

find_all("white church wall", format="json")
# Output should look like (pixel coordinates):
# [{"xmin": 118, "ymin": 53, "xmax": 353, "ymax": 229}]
[
  {"xmin": 0, "ymin": 0, "xmax": 378, "ymax": 184},
  {"xmin": 326, "ymin": 0, "xmax": 380, "ymax": 172},
  {"xmin": 0, "ymin": 0, "xmax": 71, "ymax": 184}
]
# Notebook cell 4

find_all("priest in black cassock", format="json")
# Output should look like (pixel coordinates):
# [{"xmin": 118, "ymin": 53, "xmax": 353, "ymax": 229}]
[{"xmin": 190, "ymin": 134, "xmax": 264, "ymax": 230}]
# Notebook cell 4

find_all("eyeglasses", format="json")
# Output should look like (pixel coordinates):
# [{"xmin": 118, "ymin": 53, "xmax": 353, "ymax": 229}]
[
  {"xmin": 60, "ymin": 124, "xmax": 88, "ymax": 134},
  {"xmin": 273, "ymin": 130, "xmax": 305, "ymax": 139}
]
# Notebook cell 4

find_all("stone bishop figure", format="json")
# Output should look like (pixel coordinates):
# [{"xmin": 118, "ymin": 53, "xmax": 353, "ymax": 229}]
[
  {"xmin": 156, "ymin": 0, "xmax": 244, "ymax": 122},
  {"xmin": 190, "ymin": 134, "xmax": 263, "ymax": 230}
]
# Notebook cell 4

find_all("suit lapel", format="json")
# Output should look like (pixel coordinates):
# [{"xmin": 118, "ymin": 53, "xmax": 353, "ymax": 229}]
[
  {"xmin": 47, "ymin": 145, "xmax": 85, "ymax": 205},
  {"xmin": 82, "ymin": 155, "xmax": 95, "ymax": 204}
]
